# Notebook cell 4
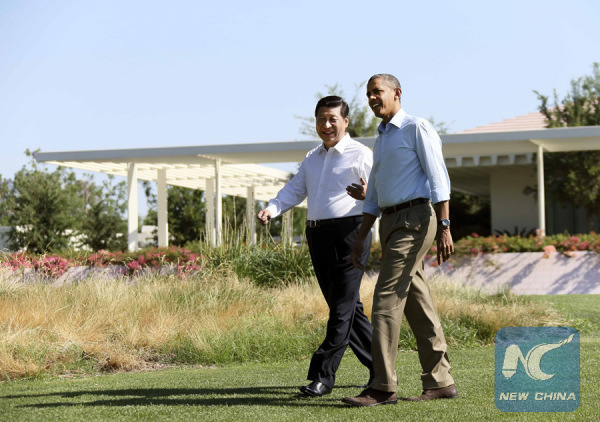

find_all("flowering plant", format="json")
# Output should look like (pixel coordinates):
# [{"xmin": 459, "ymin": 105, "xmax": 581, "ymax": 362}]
[
  {"xmin": 367, "ymin": 232, "xmax": 600, "ymax": 270},
  {"xmin": 451, "ymin": 233, "xmax": 600, "ymax": 256},
  {"xmin": 0, "ymin": 246, "xmax": 207, "ymax": 278}
]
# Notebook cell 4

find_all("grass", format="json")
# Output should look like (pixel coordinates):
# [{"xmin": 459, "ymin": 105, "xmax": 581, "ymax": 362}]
[
  {"xmin": 0, "ymin": 267, "xmax": 328, "ymax": 380},
  {"xmin": 1, "ymin": 264, "xmax": 598, "ymax": 420},
  {"xmin": 0, "ymin": 267, "xmax": 570, "ymax": 381},
  {"xmin": 528, "ymin": 295, "xmax": 600, "ymax": 334},
  {"xmin": 0, "ymin": 334, "xmax": 598, "ymax": 421}
]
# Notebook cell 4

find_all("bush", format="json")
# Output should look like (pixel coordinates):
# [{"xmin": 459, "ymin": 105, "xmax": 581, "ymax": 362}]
[
  {"xmin": 3, "ymin": 232, "xmax": 597, "ymax": 283},
  {"xmin": 451, "ymin": 232, "xmax": 600, "ymax": 256},
  {"xmin": 1, "ymin": 241, "xmax": 315, "ymax": 287}
]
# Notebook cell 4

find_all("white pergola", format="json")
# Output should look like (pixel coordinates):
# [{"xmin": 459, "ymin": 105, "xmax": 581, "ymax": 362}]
[
  {"xmin": 34, "ymin": 142, "xmax": 321, "ymax": 250},
  {"xmin": 34, "ymin": 124, "xmax": 600, "ymax": 250}
]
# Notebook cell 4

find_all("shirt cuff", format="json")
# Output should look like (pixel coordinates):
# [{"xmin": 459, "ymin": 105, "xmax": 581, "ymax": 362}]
[
  {"xmin": 265, "ymin": 203, "xmax": 280, "ymax": 219},
  {"xmin": 362, "ymin": 201, "xmax": 381, "ymax": 218},
  {"xmin": 431, "ymin": 189, "xmax": 450, "ymax": 204}
]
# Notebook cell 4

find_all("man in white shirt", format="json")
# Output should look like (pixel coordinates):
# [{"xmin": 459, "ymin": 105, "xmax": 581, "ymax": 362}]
[
  {"xmin": 258, "ymin": 96, "xmax": 374, "ymax": 398},
  {"xmin": 342, "ymin": 74, "xmax": 457, "ymax": 407}
]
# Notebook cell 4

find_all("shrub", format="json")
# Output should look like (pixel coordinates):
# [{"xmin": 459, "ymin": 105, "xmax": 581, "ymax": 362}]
[{"xmin": 451, "ymin": 232, "xmax": 600, "ymax": 256}]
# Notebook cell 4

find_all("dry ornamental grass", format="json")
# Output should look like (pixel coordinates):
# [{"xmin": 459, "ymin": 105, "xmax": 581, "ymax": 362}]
[{"xmin": 0, "ymin": 267, "xmax": 567, "ymax": 381}]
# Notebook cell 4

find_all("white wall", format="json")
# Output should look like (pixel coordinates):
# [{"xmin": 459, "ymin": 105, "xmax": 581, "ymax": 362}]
[{"xmin": 490, "ymin": 165, "xmax": 538, "ymax": 235}]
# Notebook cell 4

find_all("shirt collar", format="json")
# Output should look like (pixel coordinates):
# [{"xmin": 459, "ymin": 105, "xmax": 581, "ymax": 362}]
[
  {"xmin": 378, "ymin": 108, "xmax": 407, "ymax": 134},
  {"xmin": 319, "ymin": 133, "xmax": 351, "ymax": 154}
]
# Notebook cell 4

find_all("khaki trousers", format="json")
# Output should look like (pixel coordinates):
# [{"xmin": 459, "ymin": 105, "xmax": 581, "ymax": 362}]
[{"xmin": 371, "ymin": 202, "xmax": 454, "ymax": 392}]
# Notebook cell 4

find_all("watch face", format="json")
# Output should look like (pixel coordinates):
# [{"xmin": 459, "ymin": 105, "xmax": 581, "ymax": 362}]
[{"xmin": 439, "ymin": 219, "xmax": 450, "ymax": 228}]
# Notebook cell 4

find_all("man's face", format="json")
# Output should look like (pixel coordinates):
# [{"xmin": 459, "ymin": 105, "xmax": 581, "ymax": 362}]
[
  {"xmin": 315, "ymin": 106, "xmax": 349, "ymax": 146},
  {"xmin": 366, "ymin": 78, "xmax": 401, "ymax": 124}
]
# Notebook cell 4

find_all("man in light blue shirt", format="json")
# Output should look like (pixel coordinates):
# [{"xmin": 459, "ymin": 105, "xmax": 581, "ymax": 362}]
[{"xmin": 343, "ymin": 74, "xmax": 457, "ymax": 407}]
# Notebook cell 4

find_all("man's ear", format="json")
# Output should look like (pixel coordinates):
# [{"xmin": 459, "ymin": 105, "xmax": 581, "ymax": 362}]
[{"xmin": 395, "ymin": 88, "xmax": 402, "ymax": 102}]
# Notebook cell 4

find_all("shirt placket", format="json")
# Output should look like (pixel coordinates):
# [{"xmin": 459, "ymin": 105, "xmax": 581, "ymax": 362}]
[
  {"xmin": 313, "ymin": 149, "xmax": 333, "ymax": 219},
  {"xmin": 378, "ymin": 130, "xmax": 387, "ymax": 194}
]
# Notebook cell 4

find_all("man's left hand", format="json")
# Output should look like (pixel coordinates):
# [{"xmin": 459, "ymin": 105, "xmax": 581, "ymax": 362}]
[
  {"xmin": 346, "ymin": 177, "xmax": 367, "ymax": 200},
  {"xmin": 436, "ymin": 228, "xmax": 454, "ymax": 265}
]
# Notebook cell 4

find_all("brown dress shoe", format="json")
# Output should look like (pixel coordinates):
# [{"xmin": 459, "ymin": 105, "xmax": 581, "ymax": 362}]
[
  {"xmin": 342, "ymin": 387, "xmax": 398, "ymax": 407},
  {"xmin": 403, "ymin": 384, "xmax": 458, "ymax": 401}
]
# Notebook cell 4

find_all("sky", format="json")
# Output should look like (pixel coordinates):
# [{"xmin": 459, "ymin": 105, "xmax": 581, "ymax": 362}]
[{"xmin": 1, "ymin": 0, "xmax": 599, "ymax": 212}]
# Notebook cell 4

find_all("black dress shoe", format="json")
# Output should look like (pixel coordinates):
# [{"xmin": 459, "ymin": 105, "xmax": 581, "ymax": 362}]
[{"xmin": 299, "ymin": 381, "xmax": 332, "ymax": 397}]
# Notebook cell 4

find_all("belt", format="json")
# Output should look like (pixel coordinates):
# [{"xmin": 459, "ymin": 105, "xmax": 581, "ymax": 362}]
[
  {"xmin": 306, "ymin": 215, "xmax": 363, "ymax": 228},
  {"xmin": 381, "ymin": 198, "xmax": 430, "ymax": 215}
]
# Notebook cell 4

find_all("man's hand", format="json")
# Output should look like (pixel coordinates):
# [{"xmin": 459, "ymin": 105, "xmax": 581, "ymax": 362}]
[
  {"xmin": 346, "ymin": 177, "xmax": 367, "ymax": 200},
  {"xmin": 436, "ymin": 228, "xmax": 454, "ymax": 265},
  {"xmin": 257, "ymin": 209, "xmax": 271, "ymax": 226},
  {"xmin": 351, "ymin": 238, "xmax": 366, "ymax": 270},
  {"xmin": 350, "ymin": 214, "xmax": 377, "ymax": 270}
]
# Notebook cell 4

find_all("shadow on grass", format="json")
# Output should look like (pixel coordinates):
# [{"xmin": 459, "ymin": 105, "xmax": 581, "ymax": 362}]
[{"xmin": 3, "ymin": 385, "xmax": 367, "ymax": 409}]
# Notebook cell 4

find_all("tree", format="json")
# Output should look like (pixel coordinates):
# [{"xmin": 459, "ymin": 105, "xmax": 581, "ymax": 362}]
[
  {"xmin": 4, "ymin": 153, "xmax": 84, "ymax": 253},
  {"xmin": 0, "ymin": 175, "xmax": 10, "ymax": 225},
  {"xmin": 142, "ymin": 183, "xmax": 292, "ymax": 246},
  {"xmin": 296, "ymin": 82, "xmax": 379, "ymax": 138},
  {"xmin": 2, "ymin": 152, "xmax": 129, "ymax": 253},
  {"xmin": 80, "ymin": 175, "xmax": 127, "ymax": 251},
  {"xmin": 535, "ymin": 63, "xmax": 600, "ymax": 231},
  {"xmin": 143, "ymin": 184, "xmax": 206, "ymax": 246}
]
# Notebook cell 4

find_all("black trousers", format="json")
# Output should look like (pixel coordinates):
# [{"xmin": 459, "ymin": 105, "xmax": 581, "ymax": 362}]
[{"xmin": 305, "ymin": 218, "xmax": 373, "ymax": 388}]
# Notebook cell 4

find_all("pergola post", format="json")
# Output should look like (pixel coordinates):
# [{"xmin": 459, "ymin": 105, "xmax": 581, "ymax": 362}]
[
  {"xmin": 127, "ymin": 163, "xmax": 138, "ymax": 251},
  {"xmin": 215, "ymin": 159, "xmax": 222, "ymax": 247},
  {"xmin": 205, "ymin": 178, "xmax": 215, "ymax": 247},
  {"xmin": 246, "ymin": 186, "xmax": 256, "ymax": 245},
  {"xmin": 537, "ymin": 144, "xmax": 546, "ymax": 236},
  {"xmin": 157, "ymin": 168, "xmax": 168, "ymax": 247}
]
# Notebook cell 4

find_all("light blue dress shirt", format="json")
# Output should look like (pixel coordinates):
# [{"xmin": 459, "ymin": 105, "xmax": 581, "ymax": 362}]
[{"xmin": 363, "ymin": 109, "xmax": 451, "ymax": 217}]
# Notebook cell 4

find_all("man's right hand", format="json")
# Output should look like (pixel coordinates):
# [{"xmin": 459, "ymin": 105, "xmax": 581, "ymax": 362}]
[
  {"xmin": 346, "ymin": 177, "xmax": 367, "ymax": 200},
  {"xmin": 351, "ymin": 237, "xmax": 365, "ymax": 270},
  {"xmin": 257, "ymin": 209, "xmax": 271, "ymax": 226},
  {"xmin": 350, "ymin": 213, "xmax": 377, "ymax": 270}
]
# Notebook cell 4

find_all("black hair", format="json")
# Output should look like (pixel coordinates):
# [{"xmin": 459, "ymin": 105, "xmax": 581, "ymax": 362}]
[
  {"xmin": 368, "ymin": 74, "xmax": 402, "ymax": 91},
  {"xmin": 314, "ymin": 95, "xmax": 350, "ymax": 118}
]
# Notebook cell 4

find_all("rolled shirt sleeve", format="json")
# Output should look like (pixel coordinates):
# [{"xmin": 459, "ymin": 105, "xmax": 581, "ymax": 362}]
[
  {"xmin": 415, "ymin": 119, "xmax": 451, "ymax": 204},
  {"xmin": 363, "ymin": 167, "xmax": 381, "ymax": 217}
]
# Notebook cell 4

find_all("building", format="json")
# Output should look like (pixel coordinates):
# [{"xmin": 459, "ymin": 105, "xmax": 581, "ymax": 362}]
[{"xmin": 33, "ymin": 113, "xmax": 600, "ymax": 251}]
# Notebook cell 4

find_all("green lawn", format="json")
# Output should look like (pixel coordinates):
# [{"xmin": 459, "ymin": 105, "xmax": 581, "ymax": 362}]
[
  {"xmin": 1, "ymin": 294, "xmax": 599, "ymax": 422},
  {"xmin": 529, "ymin": 294, "xmax": 600, "ymax": 329}
]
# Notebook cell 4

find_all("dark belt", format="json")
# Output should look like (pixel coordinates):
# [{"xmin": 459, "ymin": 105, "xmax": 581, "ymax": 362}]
[
  {"xmin": 381, "ymin": 198, "xmax": 430, "ymax": 215},
  {"xmin": 306, "ymin": 215, "xmax": 363, "ymax": 228}
]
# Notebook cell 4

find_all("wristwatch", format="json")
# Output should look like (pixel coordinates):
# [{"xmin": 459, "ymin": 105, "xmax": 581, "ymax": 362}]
[{"xmin": 438, "ymin": 219, "xmax": 451, "ymax": 229}]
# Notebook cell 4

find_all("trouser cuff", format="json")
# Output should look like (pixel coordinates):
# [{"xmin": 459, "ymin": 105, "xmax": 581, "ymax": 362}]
[
  {"xmin": 370, "ymin": 381, "xmax": 397, "ymax": 393},
  {"xmin": 422, "ymin": 375, "xmax": 455, "ymax": 390}
]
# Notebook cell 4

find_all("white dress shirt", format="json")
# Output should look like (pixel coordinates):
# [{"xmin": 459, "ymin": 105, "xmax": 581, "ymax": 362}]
[
  {"xmin": 266, "ymin": 134, "xmax": 373, "ymax": 221},
  {"xmin": 363, "ymin": 109, "xmax": 451, "ymax": 217}
]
